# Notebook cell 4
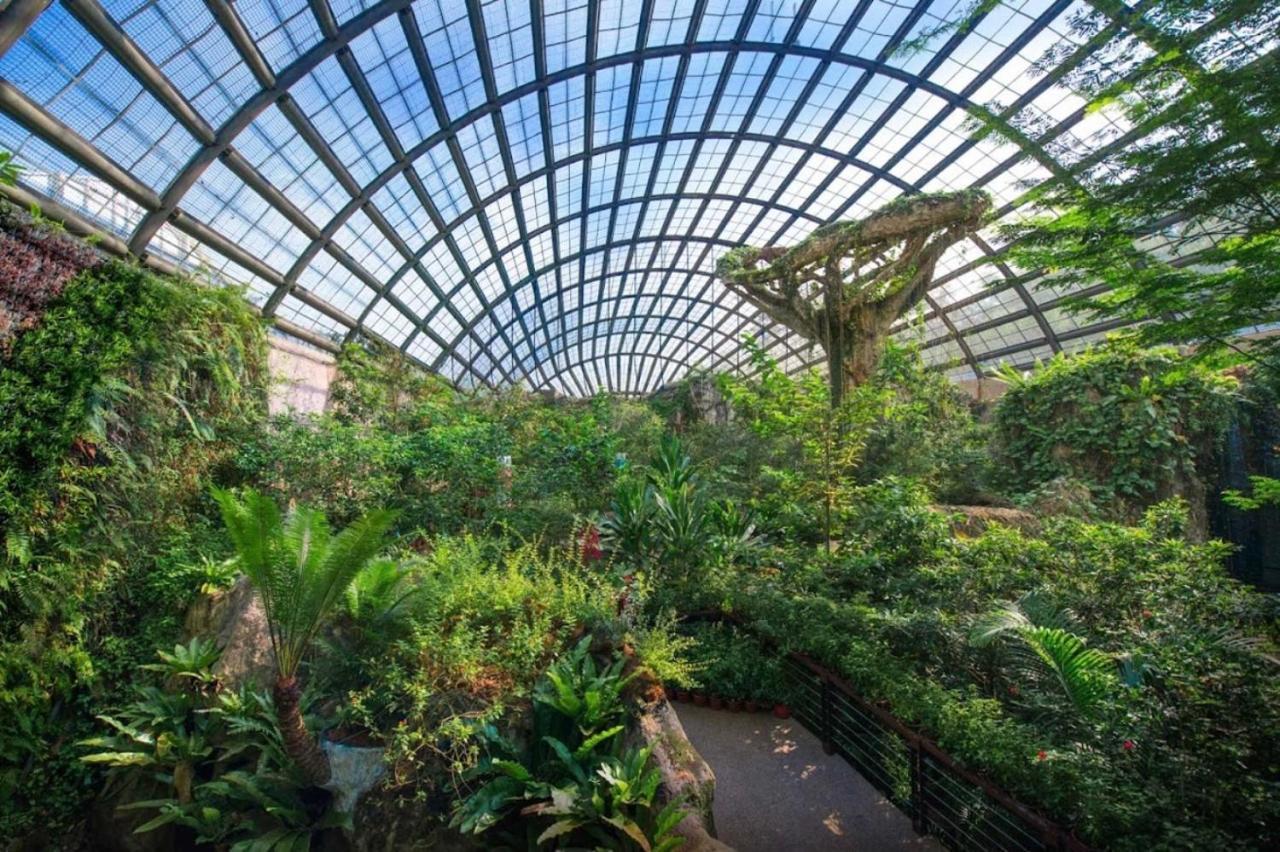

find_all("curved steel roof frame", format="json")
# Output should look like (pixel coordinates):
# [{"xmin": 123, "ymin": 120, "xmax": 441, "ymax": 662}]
[{"xmin": 0, "ymin": 0, "xmax": 1241, "ymax": 394}]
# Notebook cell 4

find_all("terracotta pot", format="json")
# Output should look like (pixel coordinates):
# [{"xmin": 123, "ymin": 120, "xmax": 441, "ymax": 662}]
[
  {"xmin": 744, "ymin": 700, "xmax": 759, "ymax": 713},
  {"xmin": 727, "ymin": 698, "xmax": 743, "ymax": 712},
  {"xmin": 709, "ymin": 695, "xmax": 724, "ymax": 711},
  {"xmin": 675, "ymin": 689, "xmax": 691, "ymax": 703},
  {"xmin": 773, "ymin": 703, "xmax": 791, "ymax": 719},
  {"xmin": 692, "ymin": 692, "xmax": 708, "ymax": 707}
]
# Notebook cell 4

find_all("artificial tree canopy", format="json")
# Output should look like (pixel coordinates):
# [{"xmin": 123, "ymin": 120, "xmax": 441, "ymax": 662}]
[{"xmin": 717, "ymin": 190, "xmax": 992, "ymax": 401}]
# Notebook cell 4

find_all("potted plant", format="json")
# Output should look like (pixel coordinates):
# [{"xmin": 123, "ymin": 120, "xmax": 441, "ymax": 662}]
[
  {"xmin": 773, "ymin": 703, "xmax": 791, "ymax": 719},
  {"xmin": 727, "ymin": 697, "xmax": 743, "ymax": 712},
  {"xmin": 693, "ymin": 691, "xmax": 708, "ymax": 707},
  {"xmin": 709, "ymin": 694, "xmax": 724, "ymax": 711}
]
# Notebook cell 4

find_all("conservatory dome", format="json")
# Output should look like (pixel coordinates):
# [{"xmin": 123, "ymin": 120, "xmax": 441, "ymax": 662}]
[{"xmin": 0, "ymin": 0, "xmax": 1233, "ymax": 394}]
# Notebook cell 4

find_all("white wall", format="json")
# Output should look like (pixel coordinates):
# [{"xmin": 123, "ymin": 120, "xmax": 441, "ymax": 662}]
[{"xmin": 267, "ymin": 335, "xmax": 336, "ymax": 416}]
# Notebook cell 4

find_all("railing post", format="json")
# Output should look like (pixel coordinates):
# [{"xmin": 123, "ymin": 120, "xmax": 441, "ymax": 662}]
[
  {"xmin": 820, "ymin": 677, "xmax": 835, "ymax": 755},
  {"xmin": 910, "ymin": 738, "xmax": 927, "ymax": 835}
]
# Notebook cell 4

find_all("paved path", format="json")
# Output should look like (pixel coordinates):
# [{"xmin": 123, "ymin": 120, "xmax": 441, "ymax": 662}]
[{"xmin": 676, "ymin": 704, "xmax": 942, "ymax": 851}]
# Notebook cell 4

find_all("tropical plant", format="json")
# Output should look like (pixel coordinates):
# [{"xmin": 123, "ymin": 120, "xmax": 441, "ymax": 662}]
[
  {"xmin": 139, "ymin": 636, "xmax": 221, "ymax": 692},
  {"xmin": 600, "ymin": 477, "xmax": 654, "ymax": 564},
  {"xmin": 80, "ymin": 644, "xmax": 346, "ymax": 848},
  {"xmin": 453, "ymin": 639, "xmax": 683, "ymax": 850},
  {"xmin": 706, "ymin": 498, "xmax": 763, "ymax": 564},
  {"xmin": 971, "ymin": 597, "xmax": 1117, "ymax": 718},
  {"xmin": 212, "ymin": 487, "xmax": 396, "ymax": 785},
  {"xmin": 648, "ymin": 433, "xmax": 698, "ymax": 491},
  {"xmin": 343, "ymin": 557, "xmax": 419, "ymax": 628},
  {"xmin": 534, "ymin": 637, "xmax": 636, "ymax": 740},
  {"xmin": 649, "ymin": 482, "xmax": 708, "ymax": 581}
]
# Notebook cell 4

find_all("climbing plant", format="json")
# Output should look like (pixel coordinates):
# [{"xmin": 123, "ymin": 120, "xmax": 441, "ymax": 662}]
[{"xmin": 991, "ymin": 343, "xmax": 1237, "ymax": 528}]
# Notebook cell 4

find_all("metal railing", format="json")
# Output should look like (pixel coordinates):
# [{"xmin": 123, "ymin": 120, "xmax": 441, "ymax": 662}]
[
  {"xmin": 780, "ymin": 652, "xmax": 1089, "ymax": 852},
  {"xmin": 685, "ymin": 611, "xmax": 1090, "ymax": 852}
]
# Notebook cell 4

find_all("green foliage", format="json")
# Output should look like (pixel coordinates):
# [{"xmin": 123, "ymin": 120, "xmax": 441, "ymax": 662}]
[
  {"xmin": 971, "ymin": 598, "xmax": 1118, "ymax": 718},
  {"xmin": 716, "ymin": 495, "xmax": 1280, "ymax": 849},
  {"xmin": 988, "ymin": 0, "xmax": 1280, "ymax": 363},
  {"xmin": 453, "ymin": 640, "xmax": 682, "ymax": 850},
  {"xmin": 992, "ymin": 343, "xmax": 1238, "ymax": 521},
  {"xmin": 79, "ymin": 644, "xmax": 344, "ymax": 848},
  {"xmin": 0, "ymin": 248, "xmax": 267, "ymax": 839},
  {"xmin": 334, "ymin": 534, "xmax": 618, "ymax": 798},
  {"xmin": 213, "ymin": 488, "xmax": 396, "ymax": 681},
  {"xmin": 0, "ymin": 150, "xmax": 17, "ymax": 186},
  {"xmin": 627, "ymin": 611, "xmax": 700, "ymax": 690},
  {"xmin": 329, "ymin": 340, "xmax": 453, "ymax": 430},
  {"xmin": 1222, "ymin": 474, "xmax": 1280, "ymax": 510},
  {"xmin": 599, "ymin": 477, "xmax": 654, "ymax": 562},
  {"xmin": 238, "ymin": 351, "xmax": 659, "ymax": 540},
  {"xmin": 139, "ymin": 637, "xmax": 221, "ymax": 690},
  {"xmin": 681, "ymin": 622, "xmax": 786, "ymax": 704},
  {"xmin": 859, "ymin": 341, "xmax": 993, "ymax": 503},
  {"xmin": 534, "ymin": 637, "xmax": 636, "ymax": 738}
]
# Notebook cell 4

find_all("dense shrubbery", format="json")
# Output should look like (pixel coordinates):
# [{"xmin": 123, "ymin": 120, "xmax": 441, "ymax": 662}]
[
  {"xmin": 0, "ymin": 224, "xmax": 268, "ymax": 838},
  {"xmin": 620, "ymin": 341, "xmax": 1276, "ymax": 849},
  {"xmin": 657, "ymin": 468, "xmax": 1279, "ymax": 849},
  {"xmin": 992, "ymin": 345, "xmax": 1239, "ymax": 527},
  {"xmin": 3, "ymin": 211, "xmax": 1276, "ymax": 850},
  {"xmin": 742, "ymin": 497, "xmax": 1277, "ymax": 848}
]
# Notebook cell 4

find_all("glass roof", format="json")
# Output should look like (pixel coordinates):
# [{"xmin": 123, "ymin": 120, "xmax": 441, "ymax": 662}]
[{"xmin": 0, "ymin": 0, "xmax": 1214, "ymax": 394}]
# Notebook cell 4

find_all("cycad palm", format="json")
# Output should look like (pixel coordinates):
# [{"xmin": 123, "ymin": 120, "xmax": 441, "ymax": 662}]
[
  {"xmin": 212, "ymin": 488, "xmax": 396, "ymax": 785},
  {"xmin": 971, "ymin": 593, "xmax": 1115, "ymax": 718}
]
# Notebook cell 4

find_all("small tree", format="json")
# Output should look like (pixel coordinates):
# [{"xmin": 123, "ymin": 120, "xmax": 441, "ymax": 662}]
[
  {"xmin": 981, "ymin": 0, "xmax": 1280, "ymax": 364},
  {"xmin": 717, "ymin": 190, "xmax": 990, "ymax": 406},
  {"xmin": 213, "ymin": 488, "xmax": 396, "ymax": 786}
]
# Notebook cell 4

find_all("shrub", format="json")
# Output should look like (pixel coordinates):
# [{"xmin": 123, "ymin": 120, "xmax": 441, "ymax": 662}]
[
  {"xmin": 721, "ymin": 496, "xmax": 1280, "ymax": 849},
  {"xmin": 992, "ymin": 343, "xmax": 1238, "ymax": 528},
  {"xmin": 0, "ymin": 253, "xmax": 267, "ymax": 839}
]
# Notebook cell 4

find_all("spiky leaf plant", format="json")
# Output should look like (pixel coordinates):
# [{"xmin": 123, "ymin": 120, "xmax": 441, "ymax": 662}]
[
  {"xmin": 212, "ymin": 487, "xmax": 395, "ymax": 785},
  {"xmin": 971, "ymin": 592, "xmax": 1115, "ymax": 717}
]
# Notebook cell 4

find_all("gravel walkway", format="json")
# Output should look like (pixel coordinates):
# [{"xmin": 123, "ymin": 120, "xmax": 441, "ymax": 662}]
[{"xmin": 676, "ymin": 704, "xmax": 942, "ymax": 851}]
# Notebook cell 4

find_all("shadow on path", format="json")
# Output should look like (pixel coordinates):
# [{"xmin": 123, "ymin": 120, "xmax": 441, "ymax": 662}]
[{"xmin": 676, "ymin": 704, "xmax": 942, "ymax": 851}]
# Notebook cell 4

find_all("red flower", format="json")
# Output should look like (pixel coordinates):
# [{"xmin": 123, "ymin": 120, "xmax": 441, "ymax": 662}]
[
  {"xmin": 1122, "ymin": 739, "xmax": 1135, "ymax": 752},
  {"xmin": 580, "ymin": 525, "xmax": 603, "ymax": 562},
  {"xmin": 1036, "ymin": 750, "xmax": 1048, "ymax": 762},
  {"xmin": 1007, "ymin": 684, "xmax": 1020, "ymax": 697},
  {"xmin": 1141, "ymin": 609, "xmax": 1153, "ymax": 620}
]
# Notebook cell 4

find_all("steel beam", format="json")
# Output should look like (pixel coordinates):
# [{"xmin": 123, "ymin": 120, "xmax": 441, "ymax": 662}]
[{"xmin": 0, "ymin": 0, "xmax": 51, "ymax": 59}]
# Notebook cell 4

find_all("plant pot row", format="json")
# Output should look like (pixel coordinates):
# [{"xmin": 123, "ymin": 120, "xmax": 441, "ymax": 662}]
[{"xmin": 668, "ymin": 688, "xmax": 791, "ymax": 718}]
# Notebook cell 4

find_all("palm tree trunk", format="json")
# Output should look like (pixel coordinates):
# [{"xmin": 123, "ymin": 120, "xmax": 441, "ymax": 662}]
[{"xmin": 273, "ymin": 676, "xmax": 331, "ymax": 786}]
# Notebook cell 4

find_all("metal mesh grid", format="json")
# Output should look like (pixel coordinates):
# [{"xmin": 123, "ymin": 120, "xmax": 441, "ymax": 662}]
[{"xmin": 0, "ymin": 0, "xmax": 1260, "ymax": 392}]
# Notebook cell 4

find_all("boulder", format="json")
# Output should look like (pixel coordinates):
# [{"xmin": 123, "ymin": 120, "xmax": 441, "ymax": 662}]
[
  {"xmin": 935, "ymin": 504, "xmax": 1042, "ymax": 537},
  {"xmin": 631, "ymin": 698, "xmax": 733, "ymax": 852},
  {"xmin": 184, "ymin": 576, "xmax": 275, "ymax": 691}
]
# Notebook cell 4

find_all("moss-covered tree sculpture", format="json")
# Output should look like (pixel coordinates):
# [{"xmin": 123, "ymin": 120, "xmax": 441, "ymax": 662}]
[{"xmin": 717, "ymin": 190, "xmax": 991, "ymax": 405}]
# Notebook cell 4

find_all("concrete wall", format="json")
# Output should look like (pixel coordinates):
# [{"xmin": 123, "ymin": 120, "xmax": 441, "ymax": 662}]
[{"xmin": 267, "ymin": 334, "xmax": 336, "ymax": 416}]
